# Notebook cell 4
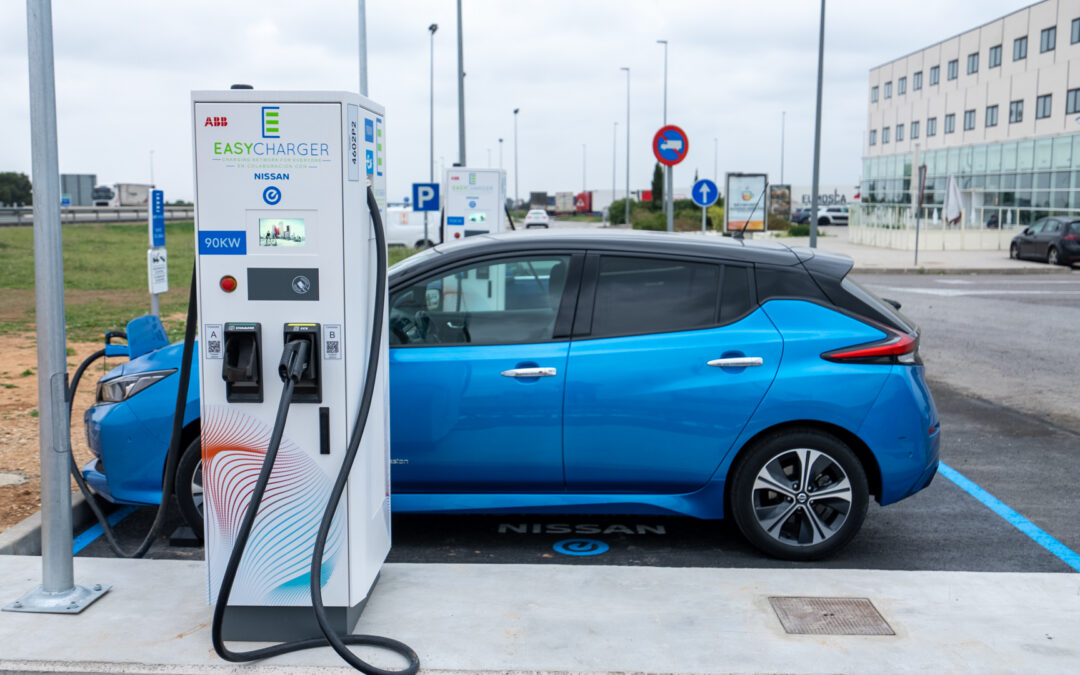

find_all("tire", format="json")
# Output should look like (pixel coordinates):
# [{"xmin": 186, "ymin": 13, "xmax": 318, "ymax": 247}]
[
  {"xmin": 174, "ymin": 436, "xmax": 205, "ymax": 540},
  {"xmin": 1048, "ymin": 246, "xmax": 1060, "ymax": 266},
  {"xmin": 1010, "ymin": 243, "xmax": 1020, "ymax": 260},
  {"xmin": 729, "ymin": 429, "xmax": 869, "ymax": 561},
  {"xmin": 818, "ymin": 217, "xmax": 830, "ymax": 226}
]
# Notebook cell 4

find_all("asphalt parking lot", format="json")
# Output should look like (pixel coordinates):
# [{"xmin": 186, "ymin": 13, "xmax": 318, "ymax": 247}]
[{"xmin": 77, "ymin": 380, "xmax": 1079, "ymax": 574}]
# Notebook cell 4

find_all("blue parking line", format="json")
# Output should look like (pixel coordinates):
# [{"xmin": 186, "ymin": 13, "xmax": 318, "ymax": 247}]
[
  {"xmin": 72, "ymin": 506, "xmax": 136, "ymax": 555},
  {"xmin": 938, "ymin": 462, "xmax": 1080, "ymax": 573}
]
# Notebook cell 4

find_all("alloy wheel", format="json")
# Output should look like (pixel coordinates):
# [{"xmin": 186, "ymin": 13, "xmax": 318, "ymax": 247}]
[{"xmin": 750, "ymin": 448, "xmax": 853, "ymax": 547}]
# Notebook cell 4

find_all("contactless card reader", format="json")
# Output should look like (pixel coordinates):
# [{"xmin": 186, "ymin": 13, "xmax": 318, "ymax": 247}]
[{"xmin": 192, "ymin": 89, "xmax": 391, "ymax": 642}]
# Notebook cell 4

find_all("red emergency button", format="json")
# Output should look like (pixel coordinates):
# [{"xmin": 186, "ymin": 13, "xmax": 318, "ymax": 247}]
[{"xmin": 219, "ymin": 275, "xmax": 238, "ymax": 293}]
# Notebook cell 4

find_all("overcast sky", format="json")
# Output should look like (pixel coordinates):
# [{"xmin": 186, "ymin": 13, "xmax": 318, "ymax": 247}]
[{"xmin": 1, "ymin": 0, "xmax": 1023, "ymax": 202}]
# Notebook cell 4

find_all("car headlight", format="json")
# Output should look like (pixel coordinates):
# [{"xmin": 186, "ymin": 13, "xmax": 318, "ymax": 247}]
[{"xmin": 95, "ymin": 369, "xmax": 176, "ymax": 403}]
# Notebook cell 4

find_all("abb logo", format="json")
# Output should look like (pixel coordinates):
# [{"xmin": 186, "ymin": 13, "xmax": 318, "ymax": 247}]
[{"xmin": 204, "ymin": 116, "xmax": 228, "ymax": 127}]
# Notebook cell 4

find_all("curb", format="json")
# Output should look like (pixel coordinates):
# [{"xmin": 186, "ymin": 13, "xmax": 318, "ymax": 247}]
[
  {"xmin": 0, "ymin": 493, "xmax": 96, "ymax": 556},
  {"xmin": 852, "ymin": 265, "xmax": 1076, "ymax": 275}
]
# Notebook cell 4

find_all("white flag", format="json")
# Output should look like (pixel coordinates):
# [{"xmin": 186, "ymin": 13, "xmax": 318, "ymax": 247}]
[{"xmin": 944, "ymin": 175, "xmax": 963, "ymax": 225}]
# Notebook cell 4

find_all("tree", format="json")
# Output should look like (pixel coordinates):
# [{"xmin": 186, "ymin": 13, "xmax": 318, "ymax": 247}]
[
  {"xmin": 650, "ymin": 163, "xmax": 663, "ymax": 210},
  {"xmin": 0, "ymin": 172, "xmax": 32, "ymax": 206}
]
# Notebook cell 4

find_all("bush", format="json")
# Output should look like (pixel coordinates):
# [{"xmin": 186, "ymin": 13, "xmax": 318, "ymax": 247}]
[{"xmin": 787, "ymin": 223, "xmax": 811, "ymax": 237}]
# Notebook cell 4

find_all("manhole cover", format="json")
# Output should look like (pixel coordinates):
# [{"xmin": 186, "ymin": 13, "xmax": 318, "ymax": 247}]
[
  {"xmin": 0, "ymin": 471, "xmax": 28, "ymax": 488},
  {"xmin": 768, "ymin": 596, "xmax": 894, "ymax": 636}
]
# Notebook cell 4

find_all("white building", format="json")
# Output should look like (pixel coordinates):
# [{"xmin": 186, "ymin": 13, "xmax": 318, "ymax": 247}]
[{"xmin": 865, "ymin": 0, "xmax": 1080, "ymax": 229}]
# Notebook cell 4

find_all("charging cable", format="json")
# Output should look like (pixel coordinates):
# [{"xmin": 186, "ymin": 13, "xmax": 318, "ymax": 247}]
[{"xmin": 210, "ymin": 184, "xmax": 419, "ymax": 674}]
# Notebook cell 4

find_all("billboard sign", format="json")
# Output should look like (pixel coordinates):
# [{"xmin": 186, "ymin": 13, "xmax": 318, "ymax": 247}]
[
  {"xmin": 768, "ymin": 184, "xmax": 791, "ymax": 220},
  {"xmin": 725, "ymin": 173, "xmax": 768, "ymax": 232}
]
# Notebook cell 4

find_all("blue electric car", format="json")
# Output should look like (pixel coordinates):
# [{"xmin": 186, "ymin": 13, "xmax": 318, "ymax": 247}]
[{"xmin": 83, "ymin": 230, "xmax": 939, "ymax": 560}]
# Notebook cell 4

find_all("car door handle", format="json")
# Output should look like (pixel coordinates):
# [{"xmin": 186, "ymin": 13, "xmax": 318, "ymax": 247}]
[
  {"xmin": 501, "ymin": 367, "xmax": 557, "ymax": 378},
  {"xmin": 707, "ymin": 357, "xmax": 764, "ymax": 368}
]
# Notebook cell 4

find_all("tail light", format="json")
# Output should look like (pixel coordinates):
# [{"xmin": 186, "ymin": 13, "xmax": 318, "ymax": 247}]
[
  {"xmin": 1064, "ymin": 234, "xmax": 1080, "ymax": 241},
  {"xmin": 822, "ymin": 322, "xmax": 921, "ymax": 365}
]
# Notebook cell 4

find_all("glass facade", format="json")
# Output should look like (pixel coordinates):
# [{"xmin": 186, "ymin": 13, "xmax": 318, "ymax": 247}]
[{"xmin": 861, "ymin": 133, "xmax": 1080, "ymax": 226}]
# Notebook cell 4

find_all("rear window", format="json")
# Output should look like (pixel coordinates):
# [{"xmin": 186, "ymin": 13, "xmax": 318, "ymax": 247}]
[
  {"xmin": 755, "ymin": 265, "xmax": 827, "ymax": 303},
  {"xmin": 840, "ymin": 277, "xmax": 916, "ymax": 334}
]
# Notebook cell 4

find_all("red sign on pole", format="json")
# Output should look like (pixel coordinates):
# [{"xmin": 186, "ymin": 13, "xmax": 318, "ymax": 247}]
[{"xmin": 652, "ymin": 125, "xmax": 689, "ymax": 166}]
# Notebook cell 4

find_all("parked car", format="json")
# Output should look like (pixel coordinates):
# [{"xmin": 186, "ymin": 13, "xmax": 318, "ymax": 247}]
[
  {"xmin": 1010, "ymin": 216, "xmax": 1080, "ymax": 266},
  {"xmin": 83, "ymin": 230, "xmax": 939, "ymax": 560},
  {"xmin": 790, "ymin": 208, "xmax": 810, "ymax": 225},
  {"xmin": 817, "ymin": 206, "xmax": 849, "ymax": 226},
  {"xmin": 523, "ymin": 209, "xmax": 551, "ymax": 228}
]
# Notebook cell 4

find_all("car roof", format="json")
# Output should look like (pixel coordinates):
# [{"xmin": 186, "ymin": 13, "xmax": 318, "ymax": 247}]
[{"xmin": 390, "ymin": 228, "xmax": 816, "ymax": 282}]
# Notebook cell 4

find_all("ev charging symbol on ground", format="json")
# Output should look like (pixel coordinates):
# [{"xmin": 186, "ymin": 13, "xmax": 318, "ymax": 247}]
[
  {"xmin": 263, "ymin": 186, "xmax": 282, "ymax": 205},
  {"xmin": 552, "ymin": 539, "xmax": 610, "ymax": 556}
]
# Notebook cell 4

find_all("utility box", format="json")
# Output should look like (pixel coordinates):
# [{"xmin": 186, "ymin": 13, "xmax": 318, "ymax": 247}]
[
  {"xmin": 191, "ymin": 89, "xmax": 390, "ymax": 641},
  {"xmin": 443, "ymin": 167, "xmax": 507, "ymax": 242}
]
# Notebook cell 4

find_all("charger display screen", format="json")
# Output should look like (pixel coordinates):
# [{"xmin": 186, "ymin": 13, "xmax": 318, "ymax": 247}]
[{"xmin": 259, "ymin": 218, "xmax": 306, "ymax": 247}]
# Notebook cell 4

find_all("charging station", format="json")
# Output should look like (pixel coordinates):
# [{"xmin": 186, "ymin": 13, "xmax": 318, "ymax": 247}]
[
  {"xmin": 442, "ymin": 167, "xmax": 508, "ymax": 241},
  {"xmin": 191, "ymin": 89, "xmax": 391, "ymax": 641}
]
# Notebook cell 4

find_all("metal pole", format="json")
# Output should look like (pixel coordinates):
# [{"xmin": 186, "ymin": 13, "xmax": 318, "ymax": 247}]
[
  {"xmin": 780, "ymin": 111, "xmax": 786, "ymax": 184},
  {"xmin": 701, "ymin": 205, "xmax": 706, "ymax": 233},
  {"xmin": 582, "ymin": 143, "xmax": 586, "ymax": 192},
  {"xmin": 621, "ymin": 67, "xmax": 630, "ymax": 227},
  {"xmin": 809, "ymin": 0, "xmax": 826, "ymax": 249},
  {"xmin": 498, "ymin": 138, "xmax": 503, "ymax": 170},
  {"xmin": 358, "ymin": 0, "xmax": 368, "ymax": 96},
  {"xmin": 7, "ymin": 0, "xmax": 108, "ymax": 615},
  {"xmin": 427, "ymin": 23, "xmax": 437, "ymax": 248},
  {"xmin": 612, "ymin": 122, "xmax": 617, "ymax": 224},
  {"xmin": 658, "ymin": 40, "xmax": 672, "ymax": 233},
  {"xmin": 513, "ymin": 108, "xmax": 519, "ymax": 208},
  {"xmin": 456, "ymin": 0, "xmax": 466, "ymax": 166}
]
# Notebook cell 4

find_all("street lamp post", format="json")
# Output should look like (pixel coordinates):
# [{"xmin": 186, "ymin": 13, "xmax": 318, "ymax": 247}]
[
  {"xmin": 582, "ymin": 143, "xmax": 586, "ymax": 193},
  {"xmin": 810, "ymin": 0, "xmax": 826, "ymax": 248},
  {"xmin": 612, "ymin": 121, "xmax": 617, "ymax": 224},
  {"xmin": 620, "ymin": 67, "xmax": 630, "ymax": 227},
  {"xmin": 513, "ymin": 108, "xmax": 520, "ymax": 209},
  {"xmin": 657, "ymin": 40, "xmax": 672, "ymax": 232},
  {"xmin": 498, "ymin": 138, "xmax": 503, "ymax": 170},
  {"xmin": 780, "ymin": 110, "xmax": 786, "ymax": 184},
  {"xmin": 427, "ymin": 23, "xmax": 437, "ymax": 247},
  {"xmin": 456, "ymin": 0, "xmax": 466, "ymax": 166}
]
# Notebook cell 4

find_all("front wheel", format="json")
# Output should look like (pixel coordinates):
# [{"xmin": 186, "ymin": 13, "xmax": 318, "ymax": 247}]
[
  {"xmin": 818, "ymin": 217, "xmax": 830, "ymax": 226},
  {"xmin": 1010, "ymin": 242, "xmax": 1020, "ymax": 260},
  {"xmin": 175, "ymin": 436, "xmax": 205, "ymax": 540},
  {"xmin": 730, "ymin": 429, "xmax": 868, "ymax": 561},
  {"xmin": 1048, "ymin": 246, "xmax": 1060, "ymax": 266}
]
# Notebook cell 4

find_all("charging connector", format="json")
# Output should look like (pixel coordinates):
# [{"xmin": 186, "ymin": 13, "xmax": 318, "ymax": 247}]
[{"xmin": 283, "ymin": 323, "xmax": 321, "ymax": 402}]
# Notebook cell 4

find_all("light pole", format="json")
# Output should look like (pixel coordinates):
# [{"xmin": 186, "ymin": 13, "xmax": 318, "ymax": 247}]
[
  {"xmin": 582, "ymin": 143, "xmax": 586, "ymax": 193},
  {"xmin": 780, "ymin": 110, "xmax": 786, "ymax": 184},
  {"xmin": 513, "ymin": 108, "xmax": 520, "ymax": 208},
  {"xmin": 612, "ymin": 121, "xmax": 617, "ymax": 224},
  {"xmin": 498, "ymin": 138, "xmax": 503, "ymax": 170},
  {"xmin": 621, "ymin": 66, "xmax": 630, "ymax": 227},
  {"xmin": 358, "ymin": 0, "xmax": 368, "ymax": 95},
  {"xmin": 427, "ymin": 22, "xmax": 437, "ymax": 247},
  {"xmin": 810, "ymin": 0, "xmax": 826, "ymax": 248},
  {"xmin": 657, "ymin": 39, "xmax": 672, "ymax": 232},
  {"xmin": 456, "ymin": 0, "xmax": 466, "ymax": 166}
]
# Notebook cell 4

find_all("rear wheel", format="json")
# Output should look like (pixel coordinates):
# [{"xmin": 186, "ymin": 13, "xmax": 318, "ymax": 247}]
[
  {"xmin": 818, "ymin": 216, "xmax": 830, "ymax": 226},
  {"xmin": 175, "ymin": 436, "xmax": 204, "ymax": 540},
  {"xmin": 1048, "ymin": 246, "xmax": 1060, "ymax": 266},
  {"xmin": 730, "ymin": 429, "xmax": 868, "ymax": 561}
]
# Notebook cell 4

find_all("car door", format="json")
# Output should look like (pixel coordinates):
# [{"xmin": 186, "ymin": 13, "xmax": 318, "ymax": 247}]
[
  {"xmin": 1041, "ymin": 219, "xmax": 1063, "ymax": 258},
  {"xmin": 1021, "ymin": 219, "xmax": 1046, "ymax": 257},
  {"xmin": 562, "ymin": 254, "xmax": 782, "ymax": 493},
  {"xmin": 389, "ymin": 252, "xmax": 580, "ymax": 492}
]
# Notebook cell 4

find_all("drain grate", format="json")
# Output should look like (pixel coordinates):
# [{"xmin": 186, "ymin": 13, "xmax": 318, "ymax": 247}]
[{"xmin": 768, "ymin": 596, "xmax": 894, "ymax": 636}]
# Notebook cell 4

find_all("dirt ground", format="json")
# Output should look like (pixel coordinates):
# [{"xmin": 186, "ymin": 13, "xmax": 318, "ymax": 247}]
[{"xmin": 0, "ymin": 332, "xmax": 114, "ymax": 532}]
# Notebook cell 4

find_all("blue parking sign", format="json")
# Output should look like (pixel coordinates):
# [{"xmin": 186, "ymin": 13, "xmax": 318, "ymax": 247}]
[{"xmin": 412, "ymin": 183, "xmax": 440, "ymax": 212}]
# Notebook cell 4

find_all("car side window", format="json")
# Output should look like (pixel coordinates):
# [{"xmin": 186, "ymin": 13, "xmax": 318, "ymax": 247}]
[
  {"xmin": 720, "ymin": 264, "xmax": 753, "ymax": 322},
  {"xmin": 1046, "ymin": 220, "xmax": 1062, "ymax": 233},
  {"xmin": 1029, "ymin": 219, "xmax": 1047, "ymax": 234},
  {"xmin": 390, "ymin": 255, "xmax": 571, "ymax": 346},
  {"xmin": 590, "ymin": 256, "xmax": 720, "ymax": 337}
]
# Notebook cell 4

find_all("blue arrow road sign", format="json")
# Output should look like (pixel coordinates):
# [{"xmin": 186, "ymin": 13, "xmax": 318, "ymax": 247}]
[
  {"xmin": 691, "ymin": 179, "xmax": 719, "ymax": 207},
  {"xmin": 412, "ymin": 183, "xmax": 440, "ymax": 211}
]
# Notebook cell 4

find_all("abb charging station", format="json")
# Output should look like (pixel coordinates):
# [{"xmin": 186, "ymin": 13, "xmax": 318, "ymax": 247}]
[
  {"xmin": 191, "ymin": 89, "xmax": 391, "ymax": 641},
  {"xmin": 442, "ymin": 167, "xmax": 508, "ymax": 242}
]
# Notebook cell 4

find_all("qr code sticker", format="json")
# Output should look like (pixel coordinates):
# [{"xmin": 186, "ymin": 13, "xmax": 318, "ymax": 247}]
[
  {"xmin": 326, "ymin": 341, "xmax": 339, "ymax": 354},
  {"xmin": 208, "ymin": 341, "xmax": 221, "ymax": 354}
]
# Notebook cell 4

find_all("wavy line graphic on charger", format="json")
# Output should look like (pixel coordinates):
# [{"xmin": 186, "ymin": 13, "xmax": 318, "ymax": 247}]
[{"xmin": 202, "ymin": 405, "xmax": 345, "ymax": 605}]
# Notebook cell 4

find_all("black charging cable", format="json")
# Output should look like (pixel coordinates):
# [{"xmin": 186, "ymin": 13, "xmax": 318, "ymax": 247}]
[
  {"xmin": 210, "ymin": 184, "xmax": 419, "ymax": 675},
  {"xmin": 65, "ymin": 263, "xmax": 199, "ymax": 558}
]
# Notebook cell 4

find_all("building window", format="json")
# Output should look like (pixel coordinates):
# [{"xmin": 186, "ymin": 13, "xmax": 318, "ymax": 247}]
[
  {"xmin": 882, "ymin": 127, "xmax": 890, "ymax": 144},
  {"xmin": 1009, "ymin": 99, "xmax": 1024, "ymax": 123},
  {"xmin": 947, "ymin": 59, "xmax": 959, "ymax": 80},
  {"xmin": 911, "ymin": 120, "xmax": 920, "ymax": 139},
  {"xmin": 1036, "ymin": 94, "xmax": 1052, "ymax": 119},
  {"xmin": 963, "ymin": 109, "xmax": 976, "ymax": 130},
  {"xmin": 871, "ymin": 86, "xmax": 878, "ymax": 103},
  {"xmin": 967, "ymin": 52, "xmax": 979, "ymax": 74},
  {"xmin": 1067, "ymin": 88, "xmax": 1080, "ymax": 114},
  {"xmin": 884, "ymin": 81, "xmax": 892, "ymax": 98},
  {"xmin": 989, "ymin": 45, "xmax": 1002, "ymax": 68},
  {"xmin": 1072, "ymin": 18, "xmax": 1080, "ymax": 44},
  {"xmin": 1041, "ymin": 26, "xmax": 1056, "ymax": 52},
  {"xmin": 986, "ymin": 105, "xmax": 999, "ymax": 127},
  {"xmin": 898, "ymin": 76, "xmax": 907, "ymax": 95},
  {"xmin": 930, "ymin": 65, "xmax": 940, "ymax": 85},
  {"xmin": 944, "ymin": 113, "xmax": 956, "ymax": 134},
  {"xmin": 1014, "ymin": 36, "xmax": 1028, "ymax": 60},
  {"xmin": 896, "ymin": 123, "xmax": 904, "ymax": 141},
  {"xmin": 913, "ymin": 71, "xmax": 923, "ymax": 90},
  {"xmin": 869, "ymin": 130, "xmax": 877, "ymax": 146},
  {"xmin": 927, "ymin": 117, "xmax": 937, "ymax": 136}
]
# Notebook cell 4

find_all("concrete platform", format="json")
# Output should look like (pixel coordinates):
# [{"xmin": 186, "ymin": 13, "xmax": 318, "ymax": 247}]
[{"xmin": 1, "ymin": 555, "xmax": 1077, "ymax": 674}]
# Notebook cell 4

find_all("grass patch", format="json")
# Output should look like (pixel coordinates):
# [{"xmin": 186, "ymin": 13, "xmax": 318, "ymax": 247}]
[
  {"xmin": 0, "ymin": 222, "xmax": 421, "ymax": 342},
  {"xmin": 559, "ymin": 214, "xmax": 603, "ymax": 223},
  {"xmin": 20, "ymin": 369, "xmax": 33, "ymax": 377}
]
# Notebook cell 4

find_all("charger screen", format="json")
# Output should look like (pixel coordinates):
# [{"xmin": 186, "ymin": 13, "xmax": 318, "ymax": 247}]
[{"xmin": 259, "ymin": 218, "xmax": 306, "ymax": 247}]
